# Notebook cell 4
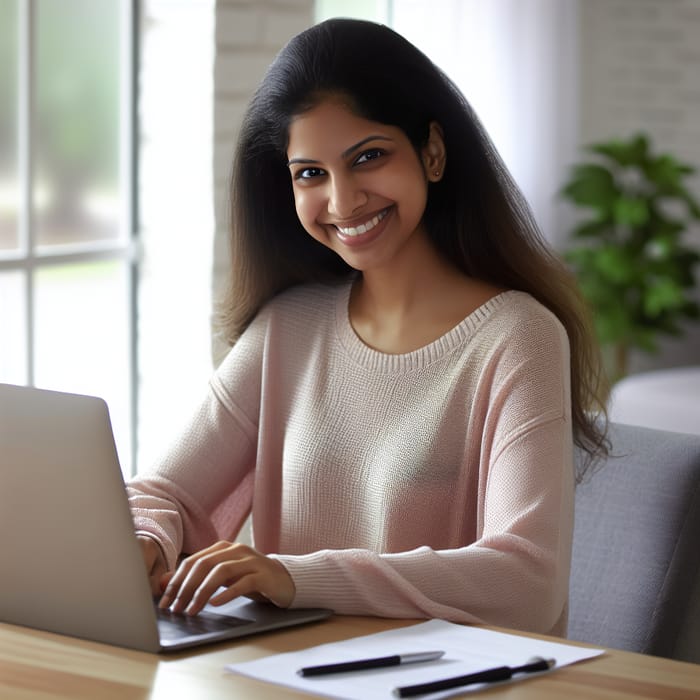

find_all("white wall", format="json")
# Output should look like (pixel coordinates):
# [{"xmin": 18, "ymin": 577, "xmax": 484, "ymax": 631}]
[
  {"xmin": 388, "ymin": 0, "xmax": 580, "ymax": 252},
  {"xmin": 579, "ymin": 0, "xmax": 700, "ymax": 373}
]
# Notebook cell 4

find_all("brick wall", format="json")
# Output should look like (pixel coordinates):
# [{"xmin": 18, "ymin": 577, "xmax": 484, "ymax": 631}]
[
  {"xmin": 212, "ymin": 0, "xmax": 314, "ymax": 362},
  {"xmin": 579, "ymin": 0, "xmax": 700, "ymax": 372},
  {"xmin": 580, "ymin": 0, "xmax": 700, "ymax": 165}
]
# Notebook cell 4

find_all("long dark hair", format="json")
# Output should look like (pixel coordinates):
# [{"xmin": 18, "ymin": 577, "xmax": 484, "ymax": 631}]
[{"xmin": 219, "ymin": 18, "xmax": 608, "ymax": 466}]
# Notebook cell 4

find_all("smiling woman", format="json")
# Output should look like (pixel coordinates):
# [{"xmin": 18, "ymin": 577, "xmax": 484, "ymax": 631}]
[
  {"xmin": 127, "ymin": 18, "xmax": 608, "ymax": 636},
  {"xmin": 286, "ymin": 101, "xmax": 438, "ymax": 276}
]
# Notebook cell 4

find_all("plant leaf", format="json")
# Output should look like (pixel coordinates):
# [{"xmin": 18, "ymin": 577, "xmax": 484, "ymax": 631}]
[
  {"xmin": 590, "ymin": 134, "xmax": 648, "ymax": 167},
  {"xmin": 561, "ymin": 164, "xmax": 617, "ymax": 210},
  {"xmin": 643, "ymin": 154, "xmax": 688, "ymax": 189},
  {"xmin": 572, "ymin": 220, "xmax": 613, "ymax": 239},
  {"xmin": 613, "ymin": 196, "xmax": 649, "ymax": 227},
  {"xmin": 643, "ymin": 278, "xmax": 686, "ymax": 317},
  {"xmin": 595, "ymin": 303, "xmax": 630, "ymax": 345},
  {"xmin": 594, "ymin": 245, "xmax": 637, "ymax": 284},
  {"xmin": 562, "ymin": 131, "xmax": 700, "ymax": 356}
]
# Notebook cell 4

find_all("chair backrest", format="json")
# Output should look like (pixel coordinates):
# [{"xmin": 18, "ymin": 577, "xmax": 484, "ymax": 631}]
[{"xmin": 569, "ymin": 422, "xmax": 700, "ymax": 663}]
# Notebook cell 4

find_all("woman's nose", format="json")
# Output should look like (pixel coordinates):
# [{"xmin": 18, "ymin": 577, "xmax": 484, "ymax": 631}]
[{"xmin": 327, "ymin": 174, "xmax": 368, "ymax": 219}]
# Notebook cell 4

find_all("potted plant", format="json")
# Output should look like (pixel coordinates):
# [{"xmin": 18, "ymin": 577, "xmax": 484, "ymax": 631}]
[{"xmin": 561, "ymin": 133, "xmax": 700, "ymax": 381}]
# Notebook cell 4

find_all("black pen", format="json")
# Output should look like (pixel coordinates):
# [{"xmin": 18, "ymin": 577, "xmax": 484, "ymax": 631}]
[
  {"xmin": 393, "ymin": 656, "xmax": 556, "ymax": 697},
  {"xmin": 298, "ymin": 651, "xmax": 445, "ymax": 677}
]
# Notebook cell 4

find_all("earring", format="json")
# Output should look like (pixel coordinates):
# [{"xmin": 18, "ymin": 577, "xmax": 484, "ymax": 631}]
[{"xmin": 434, "ymin": 170, "xmax": 440, "ymax": 176}]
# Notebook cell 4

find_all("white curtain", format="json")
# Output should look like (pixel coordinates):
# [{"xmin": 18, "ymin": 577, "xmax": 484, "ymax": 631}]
[{"xmin": 389, "ymin": 0, "xmax": 579, "ymax": 248}]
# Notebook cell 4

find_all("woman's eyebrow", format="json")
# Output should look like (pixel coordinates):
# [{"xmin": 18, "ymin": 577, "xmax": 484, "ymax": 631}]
[
  {"xmin": 287, "ymin": 135, "xmax": 393, "ymax": 167},
  {"xmin": 341, "ymin": 134, "xmax": 392, "ymax": 159},
  {"xmin": 286, "ymin": 156, "xmax": 319, "ymax": 166}
]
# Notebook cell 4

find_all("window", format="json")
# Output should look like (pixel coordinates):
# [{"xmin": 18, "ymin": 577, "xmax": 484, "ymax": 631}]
[
  {"xmin": 136, "ymin": 0, "xmax": 214, "ymax": 473},
  {"xmin": 0, "ymin": 0, "xmax": 136, "ymax": 474}
]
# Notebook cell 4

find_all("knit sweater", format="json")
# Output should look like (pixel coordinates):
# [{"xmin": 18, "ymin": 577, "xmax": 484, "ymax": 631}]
[{"xmin": 127, "ymin": 280, "xmax": 574, "ymax": 636}]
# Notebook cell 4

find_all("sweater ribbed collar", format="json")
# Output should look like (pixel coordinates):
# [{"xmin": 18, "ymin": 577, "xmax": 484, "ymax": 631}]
[{"xmin": 334, "ymin": 280, "xmax": 516, "ymax": 374}]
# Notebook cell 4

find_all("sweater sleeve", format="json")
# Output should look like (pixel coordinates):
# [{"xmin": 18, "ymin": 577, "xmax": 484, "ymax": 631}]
[
  {"xmin": 274, "ymin": 312, "xmax": 574, "ymax": 636},
  {"xmin": 126, "ymin": 317, "xmax": 265, "ymax": 571}
]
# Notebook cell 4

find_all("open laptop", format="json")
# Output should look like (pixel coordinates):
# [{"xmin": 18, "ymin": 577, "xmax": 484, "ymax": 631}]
[{"xmin": 0, "ymin": 382, "xmax": 331, "ymax": 653}]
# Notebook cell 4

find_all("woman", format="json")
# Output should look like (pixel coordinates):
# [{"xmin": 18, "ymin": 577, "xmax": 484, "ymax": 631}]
[{"xmin": 128, "ymin": 18, "xmax": 608, "ymax": 636}]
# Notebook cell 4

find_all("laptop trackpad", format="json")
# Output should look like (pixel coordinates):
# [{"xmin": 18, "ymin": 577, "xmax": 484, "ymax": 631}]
[{"xmin": 156, "ymin": 607, "xmax": 251, "ymax": 642}]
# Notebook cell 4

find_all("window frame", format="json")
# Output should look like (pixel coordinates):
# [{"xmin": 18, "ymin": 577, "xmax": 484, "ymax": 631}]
[{"xmin": 0, "ymin": 0, "xmax": 139, "ymax": 475}]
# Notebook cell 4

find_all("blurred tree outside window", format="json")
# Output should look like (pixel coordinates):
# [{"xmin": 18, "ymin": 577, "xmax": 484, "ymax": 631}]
[
  {"xmin": 34, "ymin": 0, "xmax": 121, "ymax": 248},
  {"xmin": 0, "ymin": 0, "xmax": 135, "ymax": 474},
  {"xmin": 0, "ymin": 0, "xmax": 19, "ymax": 252}
]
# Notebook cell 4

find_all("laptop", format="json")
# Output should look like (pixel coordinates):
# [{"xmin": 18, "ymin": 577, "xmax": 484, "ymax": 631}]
[{"xmin": 0, "ymin": 382, "xmax": 331, "ymax": 652}]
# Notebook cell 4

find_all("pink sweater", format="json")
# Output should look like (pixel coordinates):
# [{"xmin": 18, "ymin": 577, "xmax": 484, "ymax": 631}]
[{"xmin": 127, "ymin": 281, "xmax": 574, "ymax": 636}]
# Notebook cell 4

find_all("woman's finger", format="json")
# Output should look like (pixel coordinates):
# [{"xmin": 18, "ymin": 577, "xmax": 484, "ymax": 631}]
[
  {"xmin": 183, "ymin": 559, "xmax": 260, "ymax": 615},
  {"xmin": 162, "ymin": 555, "xmax": 230, "ymax": 611},
  {"xmin": 137, "ymin": 535, "xmax": 168, "ymax": 596},
  {"xmin": 158, "ymin": 541, "xmax": 295, "ymax": 614},
  {"xmin": 159, "ymin": 570, "xmax": 174, "ymax": 594},
  {"xmin": 162, "ymin": 542, "xmax": 259, "ymax": 611},
  {"xmin": 207, "ymin": 557, "xmax": 295, "ymax": 609},
  {"xmin": 207, "ymin": 572, "xmax": 265, "ymax": 608},
  {"xmin": 159, "ymin": 541, "xmax": 233, "ymax": 609}
]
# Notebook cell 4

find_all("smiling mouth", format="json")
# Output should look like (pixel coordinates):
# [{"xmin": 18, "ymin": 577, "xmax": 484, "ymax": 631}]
[{"xmin": 334, "ymin": 208, "xmax": 389, "ymax": 237}]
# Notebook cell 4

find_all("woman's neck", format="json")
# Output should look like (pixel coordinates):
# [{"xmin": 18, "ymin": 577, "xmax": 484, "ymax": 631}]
[{"xmin": 348, "ymin": 238, "xmax": 504, "ymax": 354}]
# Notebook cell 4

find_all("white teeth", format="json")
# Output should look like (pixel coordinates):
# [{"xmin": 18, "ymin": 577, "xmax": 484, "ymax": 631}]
[{"xmin": 336, "ymin": 209, "xmax": 387, "ymax": 237}]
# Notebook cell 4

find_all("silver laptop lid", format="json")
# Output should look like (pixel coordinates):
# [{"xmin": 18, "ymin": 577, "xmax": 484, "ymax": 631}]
[
  {"xmin": 1, "ymin": 383, "xmax": 332, "ymax": 653},
  {"xmin": 0, "ymin": 383, "xmax": 161, "ymax": 652}
]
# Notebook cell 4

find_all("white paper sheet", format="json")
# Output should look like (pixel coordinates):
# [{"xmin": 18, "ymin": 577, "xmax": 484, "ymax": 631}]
[{"xmin": 225, "ymin": 619, "xmax": 604, "ymax": 699}]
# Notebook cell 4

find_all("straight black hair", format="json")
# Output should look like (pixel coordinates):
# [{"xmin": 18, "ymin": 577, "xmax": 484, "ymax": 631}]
[{"xmin": 219, "ymin": 18, "xmax": 608, "ymax": 468}]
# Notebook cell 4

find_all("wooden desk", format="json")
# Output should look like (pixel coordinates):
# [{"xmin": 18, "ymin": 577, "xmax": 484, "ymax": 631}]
[{"xmin": 1, "ymin": 616, "xmax": 699, "ymax": 699}]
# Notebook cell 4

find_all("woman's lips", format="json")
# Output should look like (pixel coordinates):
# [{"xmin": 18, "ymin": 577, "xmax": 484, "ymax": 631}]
[{"xmin": 332, "ymin": 207, "xmax": 392, "ymax": 246}]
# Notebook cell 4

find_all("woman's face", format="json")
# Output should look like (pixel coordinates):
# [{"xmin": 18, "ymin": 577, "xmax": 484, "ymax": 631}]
[{"xmin": 286, "ymin": 99, "xmax": 444, "ymax": 274}]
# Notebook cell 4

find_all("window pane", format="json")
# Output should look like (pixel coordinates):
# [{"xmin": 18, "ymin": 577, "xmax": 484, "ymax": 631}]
[
  {"xmin": 34, "ymin": 260, "xmax": 131, "ymax": 474},
  {"xmin": 34, "ymin": 0, "xmax": 121, "ymax": 249},
  {"xmin": 315, "ymin": 0, "xmax": 387, "ymax": 22},
  {"xmin": 0, "ymin": 0, "xmax": 19, "ymax": 252},
  {"xmin": 0, "ymin": 270, "xmax": 27, "ymax": 383}
]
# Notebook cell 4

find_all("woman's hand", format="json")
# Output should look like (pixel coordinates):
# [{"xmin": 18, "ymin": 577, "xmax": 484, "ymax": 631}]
[
  {"xmin": 137, "ymin": 534, "xmax": 169, "ymax": 596},
  {"xmin": 157, "ymin": 540, "xmax": 295, "ymax": 616}
]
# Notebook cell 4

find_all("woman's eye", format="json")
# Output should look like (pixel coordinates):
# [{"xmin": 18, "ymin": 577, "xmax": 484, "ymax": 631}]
[
  {"xmin": 355, "ymin": 148, "xmax": 384, "ymax": 165},
  {"xmin": 295, "ymin": 167, "xmax": 325, "ymax": 181}
]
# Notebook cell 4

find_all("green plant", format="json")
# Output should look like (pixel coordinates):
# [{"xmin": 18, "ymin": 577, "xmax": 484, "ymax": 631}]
[{"xmin": 561, "ymin": 133, "xmax": 700, "ymax": 380}]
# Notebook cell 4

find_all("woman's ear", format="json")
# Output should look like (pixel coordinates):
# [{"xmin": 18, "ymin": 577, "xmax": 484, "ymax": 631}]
[{"xmin": 422, "ymin": 121, "xmax": 447, "ymax": 182}]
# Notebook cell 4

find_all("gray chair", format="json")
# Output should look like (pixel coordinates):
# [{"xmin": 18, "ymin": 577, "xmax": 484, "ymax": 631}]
[{"xmin": 568, "ymin": 422, "xmax": 700, "ymax": 663}]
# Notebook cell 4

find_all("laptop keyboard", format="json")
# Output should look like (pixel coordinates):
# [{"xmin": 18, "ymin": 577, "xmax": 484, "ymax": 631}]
[{"xmin": 156, "ymin": 607, "xmax": 252, "ymax": 641}]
